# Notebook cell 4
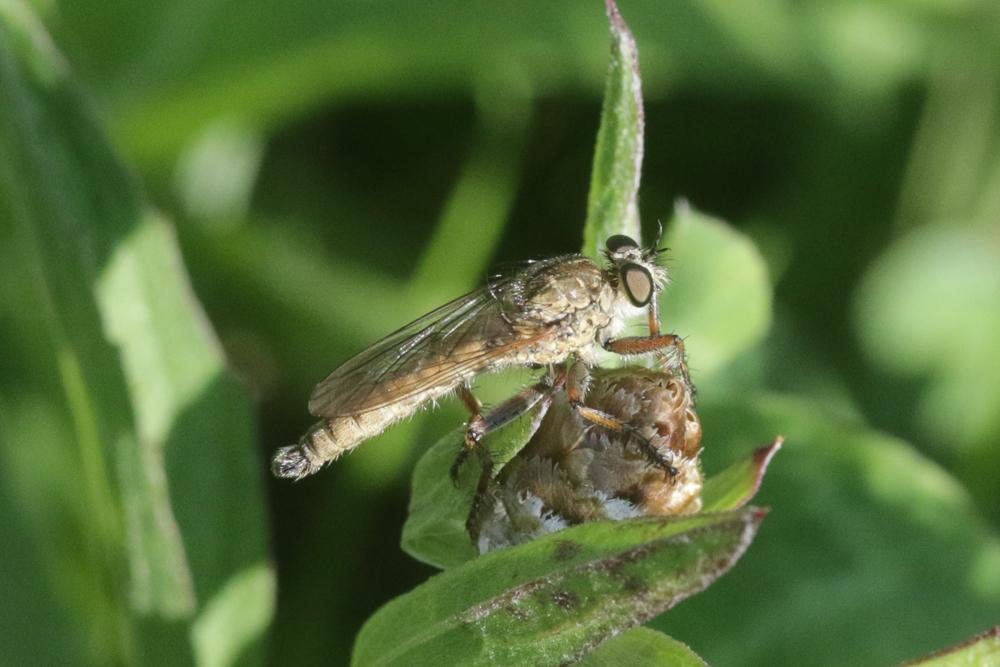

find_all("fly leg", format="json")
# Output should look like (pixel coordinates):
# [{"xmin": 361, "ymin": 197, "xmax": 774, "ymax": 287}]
[
  {"xmin": 603, "ymin": 332, "xmax": 684, "ymax": 357},
  {"xmin": 452, "ymin": 379, "xmax": 561, "ymax": 540},
  {"xmin": 451, "ymin": 381, "xmax": 561, "ymax": 481},
  {"xmin": 565, "ymin": 361, "xmax": 679, "ymax": 477},
  {"xmin": 450, "ymin": 385, "xmax": 486, "ymax": 484},
  {"xmin": 603, "ymin": 332, "xmax": 693, "ymax": 391}
]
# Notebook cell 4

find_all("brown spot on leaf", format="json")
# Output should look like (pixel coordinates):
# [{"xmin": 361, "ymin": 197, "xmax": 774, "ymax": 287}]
[
  {"xmin": 553, "ymin": 539, "xmax": 581, "ymax": 562},
  {"xmin": 623, "ymin": 575, "xmax": 647, "ymax": 594},
  {"xmin": 551, "ymin": 590, "xmax": 579, "ymax": 611},
  {"xmin": 504, "ymin": 603, "xmax": 529, "ymax": 621},
  {"xmin": 601, "ymin": 543, "xmax": 653, "ymax": 580}
]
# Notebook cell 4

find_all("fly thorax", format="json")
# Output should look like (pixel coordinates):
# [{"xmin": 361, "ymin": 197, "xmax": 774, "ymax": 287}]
[{"xmin": 519, "ymin": 256, "xmax": 609, "ymax": 324}]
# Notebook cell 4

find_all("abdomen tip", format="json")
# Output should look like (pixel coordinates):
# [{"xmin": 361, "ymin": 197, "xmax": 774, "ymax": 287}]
[{"xmin": 271, "ymin": 445, "xmax": 313, "ymax": 480}]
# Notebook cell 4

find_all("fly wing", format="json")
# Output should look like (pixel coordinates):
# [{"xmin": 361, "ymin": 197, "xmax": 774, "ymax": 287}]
[{"xmin": 307, "ymin": 277, "xmax": 553, "ymax": 418}]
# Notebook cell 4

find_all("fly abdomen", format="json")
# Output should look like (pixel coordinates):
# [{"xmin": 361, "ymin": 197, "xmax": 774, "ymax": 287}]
[
  {"xmin": 272, "ymin": 413, "xmax": 384, "ymax": 479},
  {"xmin": 272, "ymin": 420, "xmax": 346, "ymax": 479},
  {"xmin": 272, "ymin": 390, "xmax": 447, "ymax": 479}
]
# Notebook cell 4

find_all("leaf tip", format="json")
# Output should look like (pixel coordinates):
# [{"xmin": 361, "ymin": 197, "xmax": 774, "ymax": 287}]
[
  {"xmin": 605, "ymin": 0, "xmax": 622, "ymax": 24},
  {"xmin": 605, "ymin": 0, "xmax": 637, "ymax": 51},
  {"xmin": 740, "ymin": 437, "xmax": 783, "ymax": 506},
  {"xmin": 672, "ymin": 197, "xmax": 692, "ymax": 218},
  {"xmin": 752, "ymin": 436, "xmax": 783, "ymax": 470}
]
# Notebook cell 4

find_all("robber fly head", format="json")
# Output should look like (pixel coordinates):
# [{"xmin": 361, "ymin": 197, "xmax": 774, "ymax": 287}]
[{"xmin": 603, "ymin": 234, "xmax": 668, "ymax": 308}]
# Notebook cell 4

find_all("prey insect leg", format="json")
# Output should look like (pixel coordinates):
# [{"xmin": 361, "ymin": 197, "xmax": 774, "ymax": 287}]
[{"xmin": 565, "ymin": 361, "xmax": 679, "ymax": 477}]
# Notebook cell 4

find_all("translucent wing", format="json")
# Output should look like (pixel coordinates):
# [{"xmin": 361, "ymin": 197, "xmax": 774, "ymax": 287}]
[{"xmin": 308, "ymin": 276, "xmax": 554, "ymax": 418}]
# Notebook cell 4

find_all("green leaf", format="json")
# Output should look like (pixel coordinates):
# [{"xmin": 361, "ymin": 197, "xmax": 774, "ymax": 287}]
[
  {"xmin": 402, "ymin": 397, "xmax": 549, "ymax": 570},
  {"xmin": 656, "ymin": 393, "xmax": 1000, "ymax": 666},
  {"xmin": 400, "ymin": 425, "xmax": 480, "ymax": 570},
  {"xmin": 855, "ymin": 223, "xmax": 1000, "ymax": 532},
  {"xmin": 355, "ymin": 508, "xmax": 765, "ymax": 667},
  {"xmin": 0, "ymin": 2, "xmax": 272, "ymax": 664},
  {"xmin": 0, "ymin": 401, "xmax": 87, "ymax": 666},
  {"xmin": 902, "ymin": 627, "xmax": 1000, "ymax": 667},
  {"xmin": 191, "ymin": 564, "xmax": 277, "ymax": 667},
  {"xmin": 583, "ymin": 0, "xmax": 644, "ymax": 258},
  {"xmin": 701, "ymin": 437, "xmax": 782, "ymax": 512},
  {"xmin": 579, "ymin": 627, "xmax": 707, "ymax": 667},
  {"xmin": 660, "ymin": 204, "xmax": 773, "ymax": 378},
  {"xmin": 404, "ymin": 0, "xmax": 656, "ymax": 570},
  {"xmin": 854, "ymin": 225, "xmax": 1000, "ymax": 491}
]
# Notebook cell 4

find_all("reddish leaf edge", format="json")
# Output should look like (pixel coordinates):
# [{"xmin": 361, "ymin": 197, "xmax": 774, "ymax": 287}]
[{"xmin": 741, "ymin": 436, "xmax": 784, "ymax": 508}]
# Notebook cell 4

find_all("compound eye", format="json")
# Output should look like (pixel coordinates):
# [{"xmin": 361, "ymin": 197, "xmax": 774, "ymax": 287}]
[
  {"xmin": 606, "ymin": 234, "xmax": 639, "ymax": 253},
  {"xmin": 622, "ymin": 263, "xmax": 653, "ymax": 306}
]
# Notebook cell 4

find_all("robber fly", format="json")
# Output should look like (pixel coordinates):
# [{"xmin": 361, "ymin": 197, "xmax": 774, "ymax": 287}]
[{"xmin": 271, "ymin": 234, "xmax": 686, "ymax": 485}]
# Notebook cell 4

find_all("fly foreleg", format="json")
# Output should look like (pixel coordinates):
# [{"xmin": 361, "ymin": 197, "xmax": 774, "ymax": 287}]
[
  {"xmin": 607, "ymin": 291, "xmax": 680, "ymax": 360},
  {"xmin": 603, "ymin": 333, "xmax": 692, "ymax": 389},
  {"xmin": 603, "ymin": 332, "xmax": 685, "ymax": 357},
  {"xmin": 565, "ymin": 361, "xmax": 679, "ymax": 478}
]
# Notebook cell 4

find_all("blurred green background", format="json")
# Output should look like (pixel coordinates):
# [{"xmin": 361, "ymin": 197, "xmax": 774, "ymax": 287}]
[{"xmin": 2, "ymin": 0, "xmax": 999, "ymax": 665}]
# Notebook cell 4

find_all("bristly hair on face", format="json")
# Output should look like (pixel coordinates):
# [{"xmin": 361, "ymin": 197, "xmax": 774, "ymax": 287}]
[
  {"xmin": 601, "ymin": 225, "xmax": 665, "ymax": 260},
  {"xmin": 648, "ymin": 245, "xmax": 669, "ymax": 265},
  {"xmin": 600, "ymin": 236, "xmax": 667, "ymax": 268},
  {"xmin": 649, "ymin": 220, "xmax": 670, "ymax": 264},
  {"xmin": 601, "ymin": 236, "xmax": 670, "ymax": 296}
]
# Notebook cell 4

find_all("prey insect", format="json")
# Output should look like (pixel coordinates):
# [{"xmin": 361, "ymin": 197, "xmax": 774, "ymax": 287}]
[
  {"xmin": 475, "ymin": 363, "xmax": 703, "ymax": 553},
  {"xmin": 271, "ymin": 234, "xmax": 687, "ymax": 500}
]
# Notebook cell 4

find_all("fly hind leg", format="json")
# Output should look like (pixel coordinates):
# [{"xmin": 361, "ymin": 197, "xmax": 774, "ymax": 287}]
[
  {"xmin": 450, "ymin": 381, "xmax": 558, "ymax": 482},
  {"xmin": 449, "ymin": 385, "xmax": 487, "ymax": 484},
  {"xmin": 451, "ymin": 380, "xmax": 560, "ymax": 541}
]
